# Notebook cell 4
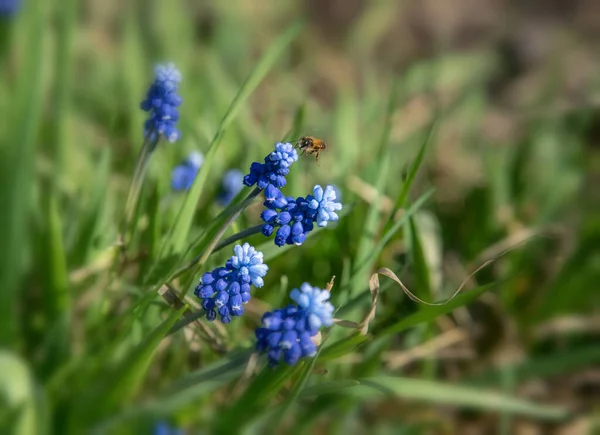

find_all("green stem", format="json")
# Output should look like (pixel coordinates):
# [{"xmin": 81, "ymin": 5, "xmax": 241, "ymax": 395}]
[
  {"xmin": 191, "ymin": 187, "xmax": 262, "ymax": 276},
  {"xmin": 123, "ymin": 134, "xmax": 159, "ymax": 236}
]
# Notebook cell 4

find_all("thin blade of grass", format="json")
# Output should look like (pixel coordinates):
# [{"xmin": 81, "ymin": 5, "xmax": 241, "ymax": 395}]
[
  {"xmin": 353, "ymin": 377, "xmax": 569, "ymax": 421},
  {"xmin": 392, "ymin": 119, "xmax": 438, "ymax": 212},
  {"xmin": 163, "ymin": 22, "xmax": 303, "ymax": 256},
  {"xmin": 39, "ymin": 194, "xmax": 70, "ymax": 376}
]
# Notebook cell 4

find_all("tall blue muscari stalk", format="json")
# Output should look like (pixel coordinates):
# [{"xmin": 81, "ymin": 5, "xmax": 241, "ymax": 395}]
[
  {"xmin": 124, "ymin": 63, "xmax": 183, "ymax": 228},
  {"xmin": 141, "ymin": 63, "xmax": 183, "ymax": 145},
  {"xmin": 255, "ymin": 283, "xmax": 334, "ymax": 366},
  {"xmin": 171, "ymin": 151, "xmax": 203, "ymax": 192},
  {"xmin": 260, "ymin": 184, "xmax": 342, "ymax": 246},
  {"xmin": 195, "ymin": 243, "xmax": 268, "ymax": 323}
]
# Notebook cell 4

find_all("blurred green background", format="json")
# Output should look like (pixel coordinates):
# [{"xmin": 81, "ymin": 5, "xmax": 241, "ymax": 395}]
[{"xmin": 1, "ymin": 0, "xmax": 599, "ymax": 433}]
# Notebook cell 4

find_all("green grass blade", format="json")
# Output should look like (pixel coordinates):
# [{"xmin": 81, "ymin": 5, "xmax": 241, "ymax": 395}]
[
  {"xmin": 392, "ymin": 119, "xmax": 437, "ymax": 212},
  {"xmin": 70, "ymin": 147, "xmax": 111, "ymax": 266},
  {"xmin": 73, "ymin": 306, "xmax": 185, "ymax": 426},
  {"xmin": 350, "ymin": 189, "xmax": 435, "ymax": 284},
  {"xmin": 465, "ymin": 345, "xmax": 600, "ymax": 386},
  {"xmin": 350, "ymin": 154, "xmax": 390, "ymax": 298},
  {"xmin": 50, "ymin": 0, "xmax": 77, "ymax": 178},
  {"xmin": 0, "ymin": 0, "xmax": 48, "ymax": 347},
  {"xmin": 39, "ymin": 194, "xmax": 70, "ymax": 375},
  {"xmin": 163, "ymin": 22, "xmax": 303, "ymax": 256},
  {"xmin": 319, "ymin": 332, "xmax": 370, "ymax": 361},
  {"xmin": 354, "ymin": 377, "xmax": 569, "ymax": 421},
  {"xmin": 407, "ymin": 216, "xmax": 431, "ymax": 299},
  {"xmin": 298, "ymin": 380, "xmax": 361, "ymax": 399}
]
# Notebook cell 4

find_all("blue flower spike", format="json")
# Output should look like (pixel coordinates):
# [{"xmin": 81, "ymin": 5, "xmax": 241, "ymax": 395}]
[
  {"xmin": 171, "ymin": 151, "xmax": 204, "ymax": 192},
  {"xmin": 243, "ymin": 142, "xmax": 298, "ymax": 190},
  {"xmin": 0, "ymin": 0, "xmax": 20, "ymax": 16},
  {"xmin": 218, "ymin": 169, "xmax": 244, "ymax": 206},
  {"xmin": 255, "ymin": 283, "xmax": 334, "ymax": 366},
  {"xmin": 194, "ymin": 243, "xmax": 268, "ymax": 323},
  {"xmin": 260, "ymin": 184, "xmax": 342, "ymax": 247},
  {"xmin": 141, "ymin": 63, "xmax": 183, "ymax": 143}
]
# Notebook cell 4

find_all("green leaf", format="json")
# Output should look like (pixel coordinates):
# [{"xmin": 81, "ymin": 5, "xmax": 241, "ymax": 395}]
[
  {"xmin": 465, "ymin": 345, "xmax": 600, "ymax": 387},
  {"xmin": 217, "ymin": 363, "xmax": 298, "ymax": 433},
  {"xmin": 298, "ymin": 380, "xmax": 360, "ymax": 398},
  {"xmin": 95, "ymin": 350, "xmax": 252, "ymax": 432},
  {"xmin": 319, "ymin": 333, "xmax": 370, "ymax": 361},
  {"xmin": 351, "ymin": 154, "xmax": 390, "ymax": 299},
  {"xmin": 163, "ymin": 21, "xmax": 303, "ymax": 256},
  {"xmin": 166, "ymin": 349, "xmax": 252, "ymax": 395},
  {"xmin": 407, "ymin": 216, "xmax": 431, "ymax": 299},
  {"xmin": 69, "ymin": 147, "xmax": 111, "ymax": 266},
  {"xmin": 50, "ymin": 0, "xmax": 77, "ymax": 176},
  {"xmin": 0, "ymin": 0, "xmax": 48, "ymax": 347},
  {"xmin": 350, "ymin": 189, "xmax": 435, "ymax": 285},
  {"xmin": 392, "ymin": 119, "xmax": 437, "ymax": 211},
  {"xmin": 39, "ymin": 193, "xmax": 70, "ymax": 375},
  {"xmin": 353, "ymin": 377, "xmax": 569, "ymax": 421},
  {"xmin": 73, "ymin": 306, "xmax": 185, "ymax": 426}
]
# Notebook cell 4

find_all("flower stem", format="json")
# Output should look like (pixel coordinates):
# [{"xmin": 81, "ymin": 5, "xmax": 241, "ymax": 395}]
[
  {"xmin": 192, "ymin": 187, "xmax": 262, "ymax": 273},
  {"xmin": 122, "ymin": 134, "xmax": 159, "ymax": 238}
]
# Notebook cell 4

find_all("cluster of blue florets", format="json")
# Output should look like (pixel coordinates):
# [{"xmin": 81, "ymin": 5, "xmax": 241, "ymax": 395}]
[
  {"xmin": 141, "ymin": 63, "xmax": 183, "ymax": 143},
  {"xmin": 256, "ymin": 283, "xmax": 334, "ymax": 366},
  {"xmin": 260, "ymin": 184, "xmax": 342, "ymax": 247},
  {"xmin": 171, "ymin": 151, "xmax": 203, "ymax": 191},
  {"xmin": 243, "ymin": 142, "xmax": 298, "ymax": 189},
  {"xmin": 194, "ymin": 243, "xmax": 268, "ymax": 323}
]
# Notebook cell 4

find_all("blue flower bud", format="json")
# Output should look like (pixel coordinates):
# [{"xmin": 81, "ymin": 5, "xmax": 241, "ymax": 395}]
[
  {"xmin": 262, "ymin": 224, "xmax": 275, "ymax": 237},
  {"xmin": 284, "ymin": 343, "xmax": 302, "ymax": 365},
  {"xmin": 280, "ymin": 330, "xmax": 298, "ymax": 349},
  {"xmin": 214, "ymin": 291, "xmax": 229, "ymax": 308},
  {"xmin": 275, "ymin": 225, "xmax": 291, "ymax": 247},
  {"xmin": 261, "ymin": 209, "xmax": 278, "ymax": 223}
]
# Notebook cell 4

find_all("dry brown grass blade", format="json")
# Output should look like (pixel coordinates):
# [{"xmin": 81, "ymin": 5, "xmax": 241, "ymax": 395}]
[
  {"xmin": 373, "ymin": 233, "xmax": 545, "ymax": 307},
  {"xmin": 333, "ymin": 274, "xmax": 379, "ymax": 334}
]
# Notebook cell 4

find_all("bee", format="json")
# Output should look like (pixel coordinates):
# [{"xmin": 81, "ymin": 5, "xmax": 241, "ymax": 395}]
[{"xmin": 294, "ymin": 136, "xmax": 327, "ymax": 163}]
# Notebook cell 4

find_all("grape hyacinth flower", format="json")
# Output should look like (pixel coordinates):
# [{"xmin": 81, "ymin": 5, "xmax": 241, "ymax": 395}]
[
  {"xmin": 140, "ymin": 63, "xmax": 183, "ymax": 143},
  {"xmin": 243, "ymin": 142, "xmax": 298, "ymax": 190},
  {"xmin": 260, "ymin": 184, "xmax": 342, "ymax": 247},
  {"xmin": 194, "ymin": 243, "xmax": 268, "ymax": 323},
  {"xmin": 154, "ymin": 421, "xmax": 183, "ymax": 435},
  {"xmin": 0, "ymin": 0, "xmax": 19, "ymax": 16},
  {"xmin": 217, "ymin": 169, "xmax": 244, "ymax": 206},
  {"xmin": 255, "ymin": 283, "xmax": 334, "ymax": 366},
  {"xmin": 171, "ymin": 151, "xmax": 204, "ymax": 192}
]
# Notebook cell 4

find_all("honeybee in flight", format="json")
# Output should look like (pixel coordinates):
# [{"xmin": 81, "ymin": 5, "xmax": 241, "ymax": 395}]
[{"xmin": 294, "ymin": 136, "xmax": 327, "ymax": 163}]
